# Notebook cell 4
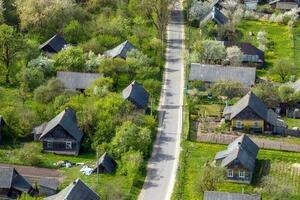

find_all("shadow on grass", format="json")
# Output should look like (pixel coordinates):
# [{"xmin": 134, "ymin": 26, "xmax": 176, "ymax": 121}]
[{"xmin": 252, "ymin": 159, "xmax": 271, "ymax": 186}]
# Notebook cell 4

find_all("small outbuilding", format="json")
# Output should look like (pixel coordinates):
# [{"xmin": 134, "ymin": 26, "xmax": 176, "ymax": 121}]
[
  {"xmin": 45, "ymin": 179, "xmax": 100, "ymax": 200},
  {"xmin": 201, "ymin": 6, "xmax": 228, "ymax": 26},
  {"xmin": 269, "ymin": 0, "xmax": 300, "ymax": 10},
  {"xmin": 104, "ymin": 40, "xmax": 135, "ymax": 59},
  {"xmin": 38, "ymin": 178, "xmax": 59, "ymax": 197},
  {"xmin": 93, "ymin": 152, "xmax": 117, "ymax": 174},
  {"xmin": 204, "ymin": 191, "xmax": 261, "ymax": 200},
  {"xmin": 122, "ymin": 81, "xmax": 149, "ymax": 110},
  {"xmin": 39, "ymin": 34, "xmax": 67, "ymax": 54},
  {"xmin": 0, "ymin": 116, "xmax": 5, "ymax": 144}
]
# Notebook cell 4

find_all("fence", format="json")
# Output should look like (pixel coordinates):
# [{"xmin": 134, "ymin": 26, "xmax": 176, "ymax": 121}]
[{"xmin": 197, "ymin": 133, "xmax": 300, "ymax": 153}]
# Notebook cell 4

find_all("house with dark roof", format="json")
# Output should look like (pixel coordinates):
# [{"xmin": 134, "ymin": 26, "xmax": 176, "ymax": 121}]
[
  {"xmin": 35, "ymin": 108, "xmax": 83, "ymax": 155},
  {"xmin": 38, "ymin": 178, "xmax": 59, "ymax": 197},
  {"xmin": 204, "ymin": 191, "xmax": 261, "ymax": 200},
  {"xmin": 45, "ymin": 179, "xmax": 100, "ymax": 200},
  {"xmin": 224, "ymin": 41, "xmax": 264, "ymax": 67},
  {"xmin": 39, "ymin": 34, "xmax": 67, "ymax": 54},
  {"xmin": 0, "ymin": 167, "xmax": 36, "ymax": 199},
  {"xmin": 189, "ymin": 63, "xmax": 256, "ymax": 87},
  {"xmin": 223, "ymin": 92, "xmax": 287, "ymax": 134},
  {"xmin": 93, "ymin": 152, "xmax": 117, "ymax": 174},
  {"xmin": 104, "ymin": 40, "xmax": 135, "ymax": 59},
  {"xmin": 243, "ymin": 0, "xmax": 260, "ymax": 10},
  {"xmin": 122, "ymin": 81, "xmax": 149, "ymax": 110},
  {"xmin": 201, "ymin": 6, "xmax": 228, "ymax": 26},
  {"xmin": 269, "ymin": 0, "xmax": 300, "ymax": 10},
  {"xmin": 215, "ymin": 134, "xmax": 259, "ymax": 184},
  {"xmin": 57, "ymin": 71, "xmax": 103, "ymax": 91},
  {"xmin": 0, "ymin": 116, "xmax": 5, "ymax": 144}
]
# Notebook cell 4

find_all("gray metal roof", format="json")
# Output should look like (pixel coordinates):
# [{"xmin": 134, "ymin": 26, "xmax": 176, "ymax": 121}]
[
  {"xmin": 57, "ymin": 71, "xmax": 103, "ymax": 90},
  {"xmin": 45, "ymin": 179, "xmax": 100, "ymax": 200},
  {"xmin": 104, "ymin": 40, "xmax": 135, "ymax": 59},
  {"xmin": 39, "ymin": 178, "xmax": 59, "ymax": 190},
  {"xmin": 189, "ymin": 63, "xmax": 256, "ymax": 87},
  {"xmin": 212, "ymin": 7, "xmax": 228, "ymax": 25},
  {"xmin": 215, "ymin": 135, "xmax": 259, "ymax": 171},
  {"xmin": 39, "ymin": 34, "xmax": 67, "ymax": 53},
  {"xmin": 39, "ymin": 108, "xmax": 83, "ymax": 142},
  {"xmin": 122, "ymin": 81, "xmax": 149, "ymax": 109},
  {"xmin": 223, "ymin": 92, "xmax": 286, "ymax": 127},
  {"xmin": 0, "ymin": 167, "xmax": 32, "ymax": 193},
  {"xmin": 204, "ymin": 191, "xmax": 261, "ymax": 200},
  {"xmin": 94, "ymin": 152, "xmax": 117, "ymax": 174}
]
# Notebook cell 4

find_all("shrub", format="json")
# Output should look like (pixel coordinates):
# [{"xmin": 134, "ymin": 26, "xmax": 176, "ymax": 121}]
[
  {"xmin": 34, "ymin": 78, "xmax": 66, "ymax": 103},
  {"xmin": 14, "ymin": 143, "xmax": 43, "ymax": 166},
  {"xmin": 210, "ymin": 81, "xmax": 244, "ymax": 98}
]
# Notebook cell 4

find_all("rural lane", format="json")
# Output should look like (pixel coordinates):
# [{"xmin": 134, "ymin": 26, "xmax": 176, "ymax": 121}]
[{"xmin": 138, "ymin": 1, "xmax": 185, "ymax": 200}]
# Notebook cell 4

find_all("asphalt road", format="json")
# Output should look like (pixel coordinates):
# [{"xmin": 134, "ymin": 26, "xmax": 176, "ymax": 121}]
[{"xmin": 138, "ymin": 1, "xmax": 185, "ymax": 200}]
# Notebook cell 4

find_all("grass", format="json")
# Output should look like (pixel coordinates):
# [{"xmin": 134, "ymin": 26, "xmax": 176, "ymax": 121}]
[
  {"xmin": 285, "ymin": 117, "xmax": 300, "ymax": 129},
  {"xmin": 173, "ymin": 141, "xmax": 300, "ymax": 200},
  {"xmin": 292, "ymin": 22, "xmax": 300, "ymax": 69}
]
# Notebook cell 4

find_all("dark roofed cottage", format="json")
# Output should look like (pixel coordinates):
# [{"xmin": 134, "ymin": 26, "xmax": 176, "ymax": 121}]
[
  {"xmin": 93, "ymin": 152, "xmax": 117, "ymax": 174},
  {"xmin": 104, "ymin": 40, "xmax": 135, "ymax": 59},
  {"xmin": 39, "ymin": 34, "xmax": 67, "ymax": 54},
  {"xmin": 45, "ymin": 179, "xmax": 100, "ymax": 200},
  {"xmin": 204, "ymin": 191, "xmax": 261, "ymax": 200},
  {"xmin": 0, "ymin": 167, "xmax": 36, "ymax": 199},
  {"xmin": 200, "ymin": 6, "xmax": 228, "ymax": 26},
  {"xmin": 215, "ymin": 134, "xmax": 259, "ymax": 184},
  {"xmin": 37, "ymin": 108, "xmax": 83, "ymax": 156},
  {"xmin": 122, "ymin": 81, "xmax": 149, "ymax": 110}
]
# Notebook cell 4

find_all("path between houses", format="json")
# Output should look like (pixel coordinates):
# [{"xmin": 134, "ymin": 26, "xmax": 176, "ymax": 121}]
[
  {"xmin": 198, "ymin": 133, "xmax": 300, "ymax": 152},
  {"xmin": 138, "ymin": 0, "xmax": 185, "ymax": 200}
]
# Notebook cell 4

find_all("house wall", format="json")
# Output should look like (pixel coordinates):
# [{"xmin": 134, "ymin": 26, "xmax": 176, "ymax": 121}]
[
  {"xmin": 225, "ymin": 160, "xmax": 252, "ymax": 184},
  {"xmin": 39, "ymin": 186, "xmax": 57, "ymax": 197}
]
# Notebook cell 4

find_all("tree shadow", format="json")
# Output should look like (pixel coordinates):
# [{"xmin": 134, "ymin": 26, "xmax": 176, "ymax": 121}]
[{"xmin": 252, "ymin": 159, "xmax": 271, "ymax": 185}]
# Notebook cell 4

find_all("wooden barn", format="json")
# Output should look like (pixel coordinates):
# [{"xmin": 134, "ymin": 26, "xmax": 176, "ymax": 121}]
[
  {"xmin": 39, "ymin": 34, "xmax": 67, "ymax": 55},
  {"xmin": 93, "ymin": 152, "xmax": 117, "ymax": 174},
  {"xmin": 104, "ymin": 40, "xmax": 135, "ymax": 59},
  {"xmin": 122, "ymin": 81, "xmax": 149, "ymax": 110}
]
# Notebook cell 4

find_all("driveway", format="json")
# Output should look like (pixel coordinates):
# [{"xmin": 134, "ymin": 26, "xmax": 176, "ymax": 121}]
[{"xmin": 138, "ymin": 1, "xmax": 185, "ymax": 199}]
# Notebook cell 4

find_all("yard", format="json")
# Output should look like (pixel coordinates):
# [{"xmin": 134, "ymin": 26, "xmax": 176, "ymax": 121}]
[{"xmin": 173, "ymin": 142, "xmax": 300, "ymax": 200}]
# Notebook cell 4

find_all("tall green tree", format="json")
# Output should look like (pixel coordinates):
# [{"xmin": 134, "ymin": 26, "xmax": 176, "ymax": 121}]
[{"xmin": 270, "ymin": 58, "xmax": 296, "ymax": 82}]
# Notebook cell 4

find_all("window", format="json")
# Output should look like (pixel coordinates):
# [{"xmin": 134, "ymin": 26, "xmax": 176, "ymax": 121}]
[
  {"xmin": 227, "ymin": 169, "xmax": 233, "ymax": 178},
  {"xmin": 236, "ymin": 121, "xmax": 243, "ymax": 129},
  {"xmin": 239, "ymin": 170, "xmax": 245, "ymax": 178},
  {"xmin": 66, "ymin": 141, "xmax": 72, "ymax": 150},
  {"xmin": 47, "ymin": 141, "xmax": 53, "ymax": 149},
  {"xmin": 253, "ymin": 121, "xmax": 259, "ymax": 128}
]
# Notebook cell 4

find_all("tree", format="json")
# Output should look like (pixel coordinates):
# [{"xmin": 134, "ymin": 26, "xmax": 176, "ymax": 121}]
[
  {"xmin": 210, "ymin": 81, "xmax": 244, "ymax": 98},
  {"xmin": 257, "ymin": 31, "xmax": 268, "ymax": 51},
  {"xmin": 0, "ymin": 0, "xmax": 4, "ymax": 23},
  {"xmin": 278, "ymin": 85, "xmax": 300, "ymax": 105},
  {"xmin": 34, "ymin": 78, "xmax": 66, "ymax": 103},
  {"xmin": 270, "ymin": 58, "xmax": 295, "ymax": 82},
  {"xmin": 189, "ymin": 0, "xmax": 211, "ymax": 22},
  {"xmin": 252, "ymin": 82, "xmax": 280, "ymax": 108},
  {"xmin": 201, "ymin": 40, "xmax": 226, "ymax": 64},
  {"xmin": 120, "ymin": 150, "xmax": 143, "ymax": 178},
  {"xmin": 85, "ymin": 77, "xmax": 113, "ymax": 97},
  {"xmin": 0, "ymin": 24, "xmax": 23, "ymax": 83},
  {"xmin": 28, "ymin": 56, "xmax": 55, "ymax": 77},
  {"xmin": 17, "ymin": 67, "xmax": 45, "ymax": 92},
  {"xmin": 84, "ymin": 51, "xmax": 103, "ymax": 72},
  {"xmin": 260, "ymin": 175, "xmax": 293, "ymax": 200},
  {"xmin": 63, "ymin": 20, "xmax": 88, "ymax": 44},
  {"xmin": 226, "ymin": 46, "xmax": 242, "ymax": 66}
]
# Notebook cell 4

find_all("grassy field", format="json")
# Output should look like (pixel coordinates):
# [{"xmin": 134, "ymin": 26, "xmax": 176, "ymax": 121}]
[
  {"xmin": 173, "ymin": 142, "xmax": 300, "ymax": 200},
  {"xmin": 284, "ymin": 117, "xmax": 300, "ymax": 128},
  {"xmin": 293, "ymin": 22, "xmax": 300, "ymax": 69}
]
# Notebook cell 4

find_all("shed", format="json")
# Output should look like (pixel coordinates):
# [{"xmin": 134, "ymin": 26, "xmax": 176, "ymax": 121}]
[
  {"xmin": 39, "ymin": 34, "xmax": 67, "ymax": 54},
  {"xmin": 122, "ymin": 81, "xmax": 149, "ymax": 110},
  {"xmin": 45, "ymin": 179, "xmax": 100, "ymax": 200},
  {"xmin": 57, "ymin": 71, "xmax": 103, "ymax": 91},
  {"xmin": 38, "ymin": 178, "xmax": 59, "ymax": 197},
  {"xmin": 104, "ymin": 40, "xmax": 135, "ymax": 59},
  {"xmin": 189, "ymin": 63, "xmax": 256, "ymax": 87},
  {"xmin": 93, "ymin": 152, "xmax": 117, "ymax": 174},
  {"xmin": 204, "ymin": 191, "xmax": 261, "ymax": 200}
]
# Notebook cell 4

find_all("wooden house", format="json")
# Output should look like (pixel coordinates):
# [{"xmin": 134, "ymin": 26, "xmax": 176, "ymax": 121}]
[
  {"xmin": 122, "ymin": 81, "xmax": 149, "ymax": 110},
  {"xmin": 0, "ymin": 167, "xmax": 36, "ymax": 199},
  {"xmin": 200, "ymin": 6, "xmax": 228, "ymax": 26},
  {"xmin": 215, "ymin": 134, "xmax": 259, "ymax": 184},
  {"xmin": 38, "ymin": 178, "xmax": 59, "ymax": 197},
  {"xmin": 36, "ymin": 108, "xmax": 83, "ymax": 156},
  {"xmin": 223, "ymin": 92, "xmax": 287, "ymax": 134},
  {"xmin": 45, "ymin": 179, "xmax": 100, "ymax": 200},
  {"xmin": 204, "ymin": 191, "xmax": 261, "ymax": 200},
  {"xmin": 93, "ymin": 152, "xmax": 117, "ymax": 174},
  {"xmin": 0, "ymin": 116, "xmax": 5, "ymax": 144},
  {"xmin": 39, "ymin": 34, "xmax": 67, "ymax": 55},
  {"xmin": 104, "ymin": 40, "xmax": 135, "ymax": 59}
]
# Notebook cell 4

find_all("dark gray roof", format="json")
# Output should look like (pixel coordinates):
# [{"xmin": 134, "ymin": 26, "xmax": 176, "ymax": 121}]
[
  {"xmin": 215, "ymin": 135, "xmax": 259, "ymax": 171},
  {"xmin": 39, "ymin": 34, "xmax": 67, "ymax": 53},
  {"xmin": 189, "ymin": 63, "xmax": 256, "ymax": 87},
  {"xmin": 0, "ymin": 167, "xmax": 32, "ymax": 193},
  {"xmin": 94, "ymin": 152, "xmax": 117, "ymax": 174},
  {"xmin": 104, "ymin": 40, "xmax": 135, "ymax": 59},
  {"xmin": 57, "ymin": 71, "xmax": 103, "ymax": 90},
  {"xmin": 212, "ymin": 7, "xmax": 228, "ymax": 25},
  {"xmin": 204, "ymin": 191, "xmax": 261, "ymax": 200},
  {"xmin": 45, "ymin": 179, "xmax": 100, "ymax": 200},
  {"xmin": 223, "ymin": 92, "xmax": 286, "ymax": 127},
  {"xmin": 39, "ymin": 108, "xmax": 83, "ymax": 142},
  {"xmin": 122, "ymin": 81, "xmax": 149, "ymax": 109},
  {"xmin": 39, "ymin": 178, "xmax": 59, "ymax": 190}
]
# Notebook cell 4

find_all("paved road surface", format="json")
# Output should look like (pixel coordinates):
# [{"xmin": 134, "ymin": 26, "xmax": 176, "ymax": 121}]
[{"xmin": 138, "ymin": 1, "xmax": 185, "ymax": 200}]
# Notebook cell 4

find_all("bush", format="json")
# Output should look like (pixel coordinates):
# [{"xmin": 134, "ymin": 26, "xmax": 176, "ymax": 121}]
[
  {"xmin": 120, "ymin": 150, "xmax": 143, "ymax": 177},
  {"xmin": 210, "ymin": 81, "xmax": 244, "ymax": 98},
  {"xmin": 34, "ymin": 78, "xmax": 66, "ymax": 103},
  {"xmin": 63, "ymin": 20, "xmax": 88, "ymax": 44},
  {"xmin": 14, "ymin": 143, "xmax": 43, "ymax": 166},
  {"xmin": 17, "ymin": 67, "xmax": 45, "ymax": 92}
]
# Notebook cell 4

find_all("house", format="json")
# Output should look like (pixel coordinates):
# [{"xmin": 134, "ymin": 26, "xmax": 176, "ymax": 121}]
[
  {"xmin": 215, "ymin": 134, "xmax": 259, "ymax": 184},
  {"xmin": 223, "ymin": 92, "xmax": 287, "ymax": 134},
  {"xmin": 39, "ymin": 34, "xmax": 67, "ymax": 54},
  {"xmin": 201, "ymin": 6, "xmax": 228, "ymax": 26},
  {"xmin": 45, "ymin": 179, "xmax": 100, "ymax": 200},
  {"xmin": 204, "ymin": 191, "xmax": 261, "ymax": 200},
  {"xmin": 36, "ymin": 108, "xmax": 83, "ymax": 156},
  {"xmin": 38, "ymin": 178, "xmax": 59, "ymax": 197},
  {"xmin": 269, "ymin": 0, "xmax": 300, "ymax": 10},
  {"xmin": 0, "ymin": 167, "xmax": 36, "ymax": 199},
  {"xmin": 189, "ymin": 63, "xmax": 256, "ymax": 87},
  {"xmin": 0, "ymin": 116, "xmax": 5, "ymax": 144},
  {"xmin": 93, "ymin": 152, "xmax": 117, "ymax": 174},
  {"xmin": 104, "ymin": 40, "xmax": 135, "ymax": 59},
  {"xmin": 57, "ymin": 71, "xmax": 103, "ymax": 91},
  {"xmin": 224, "ymin": 41, "xmax": 264, "ymax": 67},
  {"xmin": 243, "ymin": 0, "xmax": 260, "ymax": 10},
  {"xmin": 122, "ymin": 81, "xmax": 149, "ymax": 110}
]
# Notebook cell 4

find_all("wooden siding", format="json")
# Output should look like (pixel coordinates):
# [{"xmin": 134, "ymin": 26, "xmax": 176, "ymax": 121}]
[
  {"xmin": 226, "ymin": 160, "xmax": 252, "ymax": 184},
  {"xmin": 231, "ymin": 119, "xmax": 264, "ymax": 132}
]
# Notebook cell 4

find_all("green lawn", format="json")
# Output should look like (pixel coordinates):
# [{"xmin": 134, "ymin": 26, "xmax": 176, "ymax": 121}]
[
  {"xmin": 292, "ymin": 22, "xmax": 300, "ymax": 69},
  {"xmin": 173, "ymin": 142, "xmax": 300, "ymax": 200},
  {"xmin": 284, "ymin": 117, "xmax": 300, "ymax": 129}
]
